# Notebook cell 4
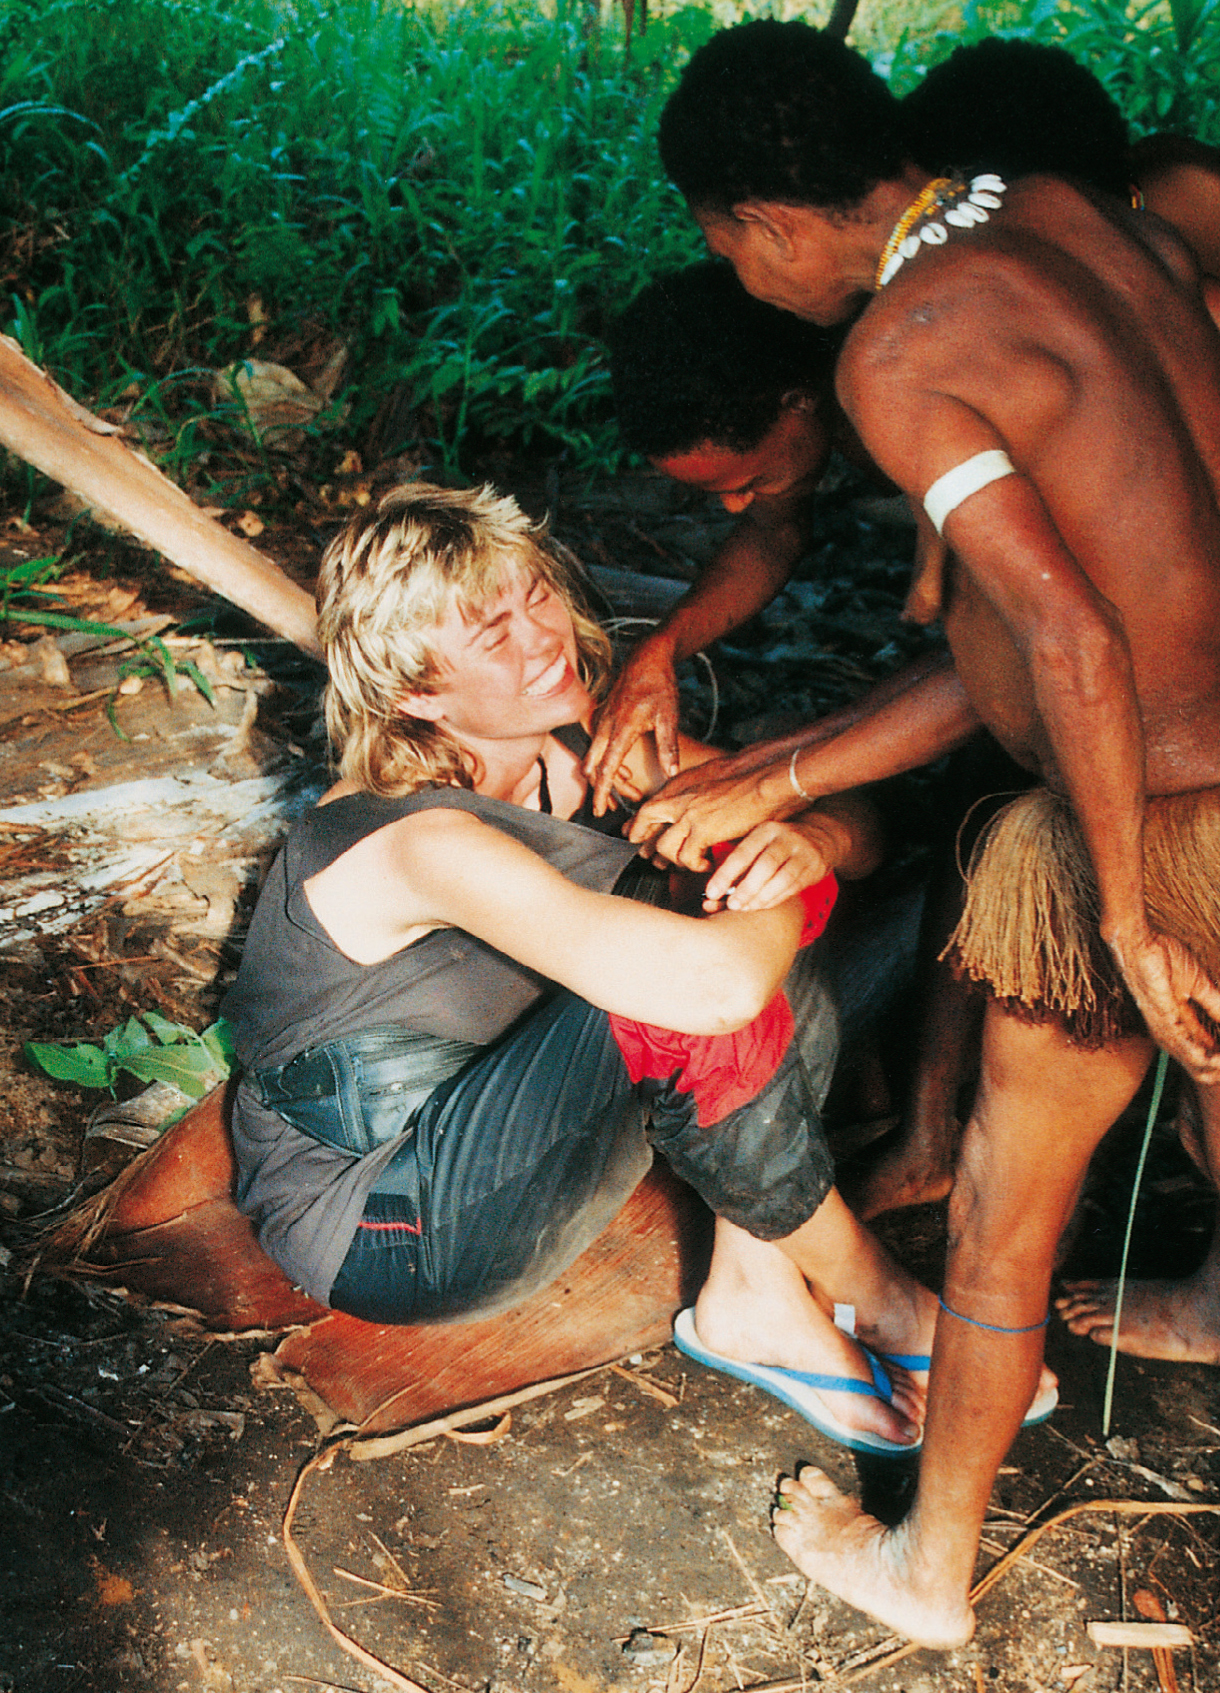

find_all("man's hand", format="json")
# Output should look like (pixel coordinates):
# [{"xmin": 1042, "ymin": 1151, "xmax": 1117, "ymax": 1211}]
[
  {"xmin": 701, "ymin": 818, "xmax": 841, "ymax": 912},
  {"xmin": 585, "ymin": 638, "xmax": 681, "ymax": 815},
  {"xmin": 1109, "ymin": 926, "xmax": 1220, "ymax": 1081},
  {"xmin": 629, "ymin": 748, "xmax": 799, "ymax": 871}
]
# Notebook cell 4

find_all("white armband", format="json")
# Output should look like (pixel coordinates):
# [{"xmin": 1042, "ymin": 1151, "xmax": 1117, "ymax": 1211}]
[{"xmin": 923, "ymin": 449, "xmax": 1017, "ymax": 536}]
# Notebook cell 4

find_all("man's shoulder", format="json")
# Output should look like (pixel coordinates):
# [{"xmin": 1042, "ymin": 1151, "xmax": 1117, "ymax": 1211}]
[
  {"xmin": 835, "ymin": 278, "xmax": 960, "ymax": 411},
  {"xmin": 838, "ymin": 231, "xmax": 1051, "ymax": 399}
]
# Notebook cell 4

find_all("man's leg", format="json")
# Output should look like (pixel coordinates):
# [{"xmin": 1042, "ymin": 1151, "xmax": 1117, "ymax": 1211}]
[
  {"xmin": 772, "ymin": 1006, "xmax": 1154, "ymax": 1648},
  {"xmin": 1057, "ymin": 1077, "xmax": 1220, "ymax": 1363}
]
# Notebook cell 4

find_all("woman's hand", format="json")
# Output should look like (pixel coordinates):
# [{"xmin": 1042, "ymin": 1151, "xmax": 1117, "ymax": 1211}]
[
  {"xmin": 702, "ymin": 791, "xmax": 883, "ymax": 911},
  {"xmin": 701, "ymin": 816, "xmax": 844, "ymax": 912},
  {"xmin": 702, "ymin": 820, "xmax": 833, "ymax": 912}
]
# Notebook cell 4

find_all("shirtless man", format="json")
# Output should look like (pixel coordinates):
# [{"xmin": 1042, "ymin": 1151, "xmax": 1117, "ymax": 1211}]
[
  {"xmin": 633, "ymin": 20, "xmax": 1220, "ymax": 1645},
  {"xmin": 901, "ymin": 37, "xmax": 1220, "ymax": 331}
]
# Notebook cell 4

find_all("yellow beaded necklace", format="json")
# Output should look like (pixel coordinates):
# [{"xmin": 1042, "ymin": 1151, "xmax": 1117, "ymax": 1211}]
[{"xmin": 874, "ymin": 172, "xmax": 1007, "ymax": 290}]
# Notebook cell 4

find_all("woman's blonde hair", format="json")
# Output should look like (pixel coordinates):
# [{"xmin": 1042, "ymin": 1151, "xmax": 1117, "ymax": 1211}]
[{"xmin": 316, "ymin": 482, "xmax": 612, "ymax": 795}]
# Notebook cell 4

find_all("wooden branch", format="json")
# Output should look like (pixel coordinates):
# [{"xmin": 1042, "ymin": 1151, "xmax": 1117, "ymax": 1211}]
[
  {"xmin": 824, "ymin": 0, "xmax": 860, "ymax": 42},
  {"xmin": 1087, "ymin": 1621, "xmax": 1192, "ymax": 1649},
  {"xmin": 0, "ymin": 336, "xmax": 320, "ymax": 657}
]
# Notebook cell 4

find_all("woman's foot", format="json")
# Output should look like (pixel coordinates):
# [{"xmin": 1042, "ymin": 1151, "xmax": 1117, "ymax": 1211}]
[
  {"xmin": 1057, "ymin": 1271, "xmax": 1220, "ymax": 1363},
  {"xmin": 693, "ymin": 1236, "xmax": 922, "ymax": 1449},
  {"xmin": 771, "ymin": 1469, "xmax": 975, "ymax": 1649}
]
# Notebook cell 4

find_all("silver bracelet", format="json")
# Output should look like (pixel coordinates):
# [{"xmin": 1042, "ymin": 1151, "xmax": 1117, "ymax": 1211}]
[{"xmin": 788, "ymin": 746, "xmax": 815, "ymax": 805}]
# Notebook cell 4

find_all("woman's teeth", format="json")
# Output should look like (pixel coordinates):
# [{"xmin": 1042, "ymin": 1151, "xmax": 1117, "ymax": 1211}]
[{"xmin": 525, "ymin": 655, "xmax": 567, "ymax": 697}]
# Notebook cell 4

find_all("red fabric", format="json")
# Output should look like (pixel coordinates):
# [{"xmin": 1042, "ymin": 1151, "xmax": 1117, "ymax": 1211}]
[
  {"xmin": 708, "ymin": 843, "xmax": 838, "ymax": 948},
  {"xmin": 609, "ymin": 991, "xmax": 794, "ymax": 1127},
  {"xmin": 607, "ymin": 848, "xmax": 836, "ymax": 1128}
]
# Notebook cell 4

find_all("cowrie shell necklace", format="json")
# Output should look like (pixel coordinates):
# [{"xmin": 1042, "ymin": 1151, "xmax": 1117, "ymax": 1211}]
[{"xmin": 874, "ymin": 172, "xmax": 1007, "ymax": 290}]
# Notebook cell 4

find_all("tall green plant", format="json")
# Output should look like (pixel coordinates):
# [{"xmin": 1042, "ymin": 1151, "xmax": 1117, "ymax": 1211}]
[{"xmin": 1, "ymin": 0, "xmax": 706, "ymax": 477}]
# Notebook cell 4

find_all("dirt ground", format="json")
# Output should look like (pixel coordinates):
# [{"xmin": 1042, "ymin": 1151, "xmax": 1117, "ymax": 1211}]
[{"xmin": 1, "ymin": 453, "xmax": 1218, "ymax": 1693}]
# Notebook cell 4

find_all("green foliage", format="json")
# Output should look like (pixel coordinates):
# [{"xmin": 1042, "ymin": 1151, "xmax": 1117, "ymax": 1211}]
[
  {"xmin": 888, "ymin": 0, "xmax": 1220, "ymax": 141},
  {"xmin": 26, "ymin": 1014, "xmax": 234, "ymax": 1100},
  {"xmin": 1, "ymin": 0, "xmax": 705, "ymax": 476},
  {"xmin": 4, "ymin": 0, "xmax": 1215, "ymax": 479}
]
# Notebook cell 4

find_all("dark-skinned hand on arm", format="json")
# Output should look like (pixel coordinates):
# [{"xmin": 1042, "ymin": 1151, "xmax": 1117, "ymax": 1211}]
[
  {"xmin": 585, "ymin": 500, "xmax": 805, "ymax": 813},
  {"xmin": 629, "ymin": 656, "xmax": 976, "ymax": 872}
]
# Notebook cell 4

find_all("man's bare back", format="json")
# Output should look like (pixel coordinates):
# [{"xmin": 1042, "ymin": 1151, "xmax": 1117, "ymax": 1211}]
[{"xmin": 841, "ymin": 175, "xmax": 1220, "ymax": 798}]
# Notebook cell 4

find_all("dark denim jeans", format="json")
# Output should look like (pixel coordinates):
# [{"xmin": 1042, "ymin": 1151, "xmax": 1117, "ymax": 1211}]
[{"xmin": 322, "ymin": 951, "xmax": 839, "ymax": 1326}]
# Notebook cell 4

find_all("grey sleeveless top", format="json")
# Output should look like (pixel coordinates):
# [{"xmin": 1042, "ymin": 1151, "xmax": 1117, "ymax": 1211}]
[{"xmin": 221, "ymin": 767, "xmax": 639, "ymax": 1302}]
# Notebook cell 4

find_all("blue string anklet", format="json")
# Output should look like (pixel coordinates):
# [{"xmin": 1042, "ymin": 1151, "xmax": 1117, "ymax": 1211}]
[{"xmin": 938, "ymin": 1295, "xmax": 1050, "ymax": 1335}]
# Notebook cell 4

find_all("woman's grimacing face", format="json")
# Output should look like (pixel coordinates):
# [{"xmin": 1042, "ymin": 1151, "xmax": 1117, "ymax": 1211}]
[{"xmin": 403, "ymin": 561, "xmax": 590, "ymax": 745}]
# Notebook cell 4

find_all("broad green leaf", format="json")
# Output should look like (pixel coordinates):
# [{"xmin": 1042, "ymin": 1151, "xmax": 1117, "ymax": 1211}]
[
  {"xmin": 202, "ymin": 1020, "xmax": 236, "ymax": 1067},
  {"xmin": 103, "ymin": 1015, "xmax": 153, "ymax": 1056},
  {"xmin": 142, "ymin": 1010, "xmax": 193, "ymax": 1045},
  {"xmin": 120, "ymin": 1047, "xmax": 224, "ymax": 1098},
  {"xmin": 25, "ymin": 1041, "xmax": 113, "ymax": 1088}
]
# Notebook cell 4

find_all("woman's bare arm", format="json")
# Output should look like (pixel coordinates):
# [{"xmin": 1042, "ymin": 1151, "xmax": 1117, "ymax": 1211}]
[{"xmin": 306, "ymin": 807, "xmax": 803, "ymax": 1035}]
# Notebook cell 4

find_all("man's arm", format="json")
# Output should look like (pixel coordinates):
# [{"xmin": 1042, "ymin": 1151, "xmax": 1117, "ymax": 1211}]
[
  {"xmin": 936, "ymin": 470, "xmax": 1220, "ymax": 1077},
  {"xmin": 586, "ymin": 503, "xmax": 805, "ymax": 812},
  {"xmin": 627, "ymin": 655, "xmax": 977, "ymax": 870}
]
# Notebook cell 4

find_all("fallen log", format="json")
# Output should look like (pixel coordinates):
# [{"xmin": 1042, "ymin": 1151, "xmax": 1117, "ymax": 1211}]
[{"xmin": 0, "ymin": 335, "xmax": 320, "ymax": 656}]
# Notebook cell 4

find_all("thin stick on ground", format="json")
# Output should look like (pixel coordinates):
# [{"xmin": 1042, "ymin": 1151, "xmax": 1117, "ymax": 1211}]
[
  {"xmin": 282, "ymin": 1445, "xmax": 433, "ymax": 1693},
  {"xmin": 282, "ymin": 1364, "xmax": 620, "ymax": 1689}
]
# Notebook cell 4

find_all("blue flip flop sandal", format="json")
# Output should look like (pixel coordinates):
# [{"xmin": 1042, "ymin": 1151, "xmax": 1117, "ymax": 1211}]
[
  {"xmin": 672, "ymin": 1308, "xmax": 920, "ymax": 1458},
  {"xmin": 878, "ymin": 1350, "xmax": 1059, "ymax": 1427}
]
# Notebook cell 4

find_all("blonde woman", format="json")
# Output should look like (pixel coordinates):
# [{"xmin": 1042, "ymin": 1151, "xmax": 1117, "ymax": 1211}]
[{"xmin": 223, "ymin": 482, "xmax": 945, "ymax": 1455}]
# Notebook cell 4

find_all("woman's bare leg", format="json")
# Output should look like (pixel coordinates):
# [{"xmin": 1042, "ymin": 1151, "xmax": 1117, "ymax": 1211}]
[{"xmin": 694, "ymin": 1213, "xmax": 924, "ymax": 1447}]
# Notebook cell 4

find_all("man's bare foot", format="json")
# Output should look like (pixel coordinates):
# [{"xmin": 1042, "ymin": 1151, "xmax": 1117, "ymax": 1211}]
[
  {"xmin": 771, "ymin": 1469, "xmax": 975, "ymax": 1649},
  {"xmin": 1057, "ymin": 1272, "xmax": 1220, "ymax": 1364}
]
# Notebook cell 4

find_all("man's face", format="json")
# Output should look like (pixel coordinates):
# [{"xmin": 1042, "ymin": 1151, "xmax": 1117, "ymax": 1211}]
[
  {"xmin": 695, "ymin": 205, "xmax": 868, "ymax": 327},
  {"xmin": 652, "ymin": 402, "xmax": 828, "ymax": 514}
]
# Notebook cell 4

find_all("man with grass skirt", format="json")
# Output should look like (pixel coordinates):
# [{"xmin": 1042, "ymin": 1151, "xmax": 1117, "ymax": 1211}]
[{"xmin": 627, "ymin": 19, "xmax": 1220, "ymax": 1649}]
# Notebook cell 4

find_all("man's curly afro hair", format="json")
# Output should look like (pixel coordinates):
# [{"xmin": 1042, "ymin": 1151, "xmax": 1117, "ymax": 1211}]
[
  {"xmin": 609, "ymin": 262, "xmax": 839, "ymax": 459},
  {"xmin": 659, "ymin": 21, "xmax": 905, "ymax": 214},
  {"xmin": 902, "ymin": 40, "xmax": 1130, "ymax": 198}
]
